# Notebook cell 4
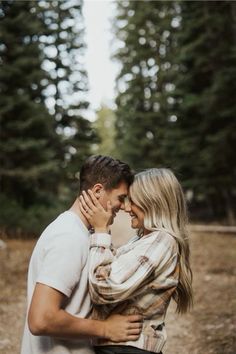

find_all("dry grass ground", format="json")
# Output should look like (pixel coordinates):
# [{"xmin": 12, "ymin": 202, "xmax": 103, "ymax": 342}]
[{"xmin": 0, "ymin": 214, "xmax": 235, "ymax": 353}]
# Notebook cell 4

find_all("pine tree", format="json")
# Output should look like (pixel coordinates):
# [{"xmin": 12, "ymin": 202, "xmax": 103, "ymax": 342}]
[
  {"xmin": 167, "ymin": 1, "xmax": 236, "ymax": 223},
  {"xmin": 38, "ymin": 0, "xmax": 96, "ymax": 184},
  {"xmin": 114, "ymin": 1, "xmax": 179, "ymax": 170},
  {"xmin": 0, "ymin": 0, "xmax": 61, "ymax": 234},
  {"xmin": 113, "ymin": 0, "xmax": 236, "ymax": 223}
]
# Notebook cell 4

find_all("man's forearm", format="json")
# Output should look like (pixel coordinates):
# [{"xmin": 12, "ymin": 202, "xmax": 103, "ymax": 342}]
[
  {"xmin": 28, "ymin": 283, "xmax": 142, "ymax": 342},
  {"xmin": 29, "ymin": 308, "xmax": 105, "ymax": 339}
]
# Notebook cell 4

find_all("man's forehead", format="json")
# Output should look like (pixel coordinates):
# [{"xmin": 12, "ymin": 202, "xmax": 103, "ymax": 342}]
[{"xmin": 114, "ymin": 182, "xmax": 129, "ymax": 195}]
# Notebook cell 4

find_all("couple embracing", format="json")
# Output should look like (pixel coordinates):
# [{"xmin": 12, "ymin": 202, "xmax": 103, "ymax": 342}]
[{"xmin": 21, "ymin": 155, "xmax": 193, "ymax": 354}]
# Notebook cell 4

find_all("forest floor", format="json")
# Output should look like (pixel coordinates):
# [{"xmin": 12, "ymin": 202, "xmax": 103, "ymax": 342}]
[{"xmin": 0, "ymin": 213, "xmax": 235, "ymax": 354}]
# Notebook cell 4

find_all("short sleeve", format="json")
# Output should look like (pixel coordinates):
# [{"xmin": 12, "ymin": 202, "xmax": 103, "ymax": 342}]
[{"xmin": 37, "ymin": 233, "xmax": 87, "ymax": 297}]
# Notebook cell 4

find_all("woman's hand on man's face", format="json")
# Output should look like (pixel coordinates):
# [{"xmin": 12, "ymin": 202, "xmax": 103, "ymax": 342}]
[{"xmin": 79, "ymin": 190, "xmax": 112, "ymax": 232}]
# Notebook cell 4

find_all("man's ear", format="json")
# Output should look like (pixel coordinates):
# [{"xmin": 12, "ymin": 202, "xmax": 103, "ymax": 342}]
[{"xmin": 91, "ymin": 183, "xmax": 104, "ymax": 198}]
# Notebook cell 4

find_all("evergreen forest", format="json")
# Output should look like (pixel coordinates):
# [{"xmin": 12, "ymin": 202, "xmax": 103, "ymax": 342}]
[{"xmin": 0, "ymin": 0, "xmax": 235, "ymax": 236}]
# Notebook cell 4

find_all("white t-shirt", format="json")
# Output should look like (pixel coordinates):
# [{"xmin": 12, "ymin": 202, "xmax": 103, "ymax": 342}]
[{"xmin": 21, "ymin": 211, "xmax": 95, "ymax": 354}]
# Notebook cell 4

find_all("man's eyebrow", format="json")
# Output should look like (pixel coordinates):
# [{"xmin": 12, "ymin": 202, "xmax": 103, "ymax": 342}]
[{"xmin": 118, "ymin": 194, "xmax": 127, "ymax": 199}]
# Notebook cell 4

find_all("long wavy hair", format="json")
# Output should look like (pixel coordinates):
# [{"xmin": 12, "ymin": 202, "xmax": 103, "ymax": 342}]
[{"xmin": 129, "ymin": 168, "xmax": 193, "ymax": 313}]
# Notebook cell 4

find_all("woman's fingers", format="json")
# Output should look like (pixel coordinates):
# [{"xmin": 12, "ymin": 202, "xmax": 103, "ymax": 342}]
[
  {"xmin": 82, "ymin": 191, "xmax": 96, "ymax": 210},
  {"xmin": 79, "ymin": 195, "xmax": 93, "ymax": 216},
  {"xmin": 78, "ymin": 200, "xmax": 90, "ymax": 217},
  {"xmin": 87, "ymin": 189, "xmax": 101, "ymax": 207},
  {"xmin": 79, "ymin": 195, "xmax": 89, "ymax": 210}
]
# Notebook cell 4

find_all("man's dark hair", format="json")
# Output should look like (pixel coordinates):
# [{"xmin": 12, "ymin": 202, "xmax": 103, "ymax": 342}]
[{"xmin": 79, "ymin": 155, "xmax": 134, "ymax": 193}]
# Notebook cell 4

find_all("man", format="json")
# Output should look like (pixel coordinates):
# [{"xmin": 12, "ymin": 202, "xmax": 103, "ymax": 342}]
[{"xmin": 21, "ymin": 155, "xmax": 142, "ymax": 354}]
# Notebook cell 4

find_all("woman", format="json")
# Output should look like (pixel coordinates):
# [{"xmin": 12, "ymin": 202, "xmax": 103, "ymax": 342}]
[{"xmin": 79, "ymin": 168, "xmax": 193, "ymax": 354}]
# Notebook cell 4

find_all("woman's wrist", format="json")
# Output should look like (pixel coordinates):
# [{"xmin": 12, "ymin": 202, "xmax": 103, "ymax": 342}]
[{"xmin": 94, "ymin": 227, "xmax": 110, "ymax": 233}]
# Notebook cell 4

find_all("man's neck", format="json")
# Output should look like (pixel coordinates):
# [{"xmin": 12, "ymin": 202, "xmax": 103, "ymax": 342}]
[{"xmin": 69, "ymin": 198, "xmax": 90, "ymax": 229}]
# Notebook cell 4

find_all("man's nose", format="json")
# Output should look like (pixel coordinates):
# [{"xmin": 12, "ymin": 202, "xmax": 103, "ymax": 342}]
[
  {"xmin": 124, "ymin": 198, "xmax": 131, "ymax": 212},
  {"xmin": 120, "ymin": 202, "xmax": 125, "ymax": 210},
  {"xmin": 120, "ymin": 200, "xmax": 125, "ymax": 210}
]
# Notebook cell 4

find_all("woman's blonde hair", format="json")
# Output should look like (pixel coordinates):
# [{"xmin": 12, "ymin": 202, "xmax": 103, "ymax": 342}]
[{"xmin": 129, "ymin": 168, "xmax": 193, "ymax": 313}]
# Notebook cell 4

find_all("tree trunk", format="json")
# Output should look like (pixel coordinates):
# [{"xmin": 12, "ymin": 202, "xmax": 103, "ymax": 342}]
[{"xmin": 223, "ymin": 190, "xmax": 236, "ymax": 225}]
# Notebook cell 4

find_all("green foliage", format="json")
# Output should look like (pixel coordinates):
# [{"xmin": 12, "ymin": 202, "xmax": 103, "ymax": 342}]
[
  {"xmin": 166, "ymin": 1, "xmax": 236, "ymax": 223},
  {"xmin": 0, "ymin": 0, "xmax": 60, "ymax": 209},
  {"xmin": 0, "ymin": 193, "xmax": 64, "ymax": 237},
  {"xmin": 0, "ymin": 0, "xmax": 96, "ymax": 235},
  {"xmin": 114, "ymin": 1, "xmax": 179, "ymax": 170},
  {"xmin": 113, "ymin": 0, "xmax": 236, "ymax": 223},
  {"xmin": 38, "ymin": 0, "xmax": 97, "ymax": 184}
]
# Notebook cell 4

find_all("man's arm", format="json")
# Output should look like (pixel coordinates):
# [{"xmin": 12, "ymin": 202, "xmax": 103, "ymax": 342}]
[{"xmin": 28, "ymin": 283, "xmax": 142, "ymax": 342}]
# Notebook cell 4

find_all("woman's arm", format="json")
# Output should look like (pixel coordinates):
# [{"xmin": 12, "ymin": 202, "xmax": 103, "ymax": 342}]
[
  {"xmin": 79, "ymin": 190, "xmax": 178, "ymax": 306},
  {"xmin": 89, "ymin": 231, "xmax": 178, "ymax": 305}
]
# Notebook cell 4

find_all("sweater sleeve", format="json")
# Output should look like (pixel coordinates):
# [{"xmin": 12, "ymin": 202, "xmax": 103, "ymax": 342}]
[{"xmin": 89, "ymin": 231, "xmax": 178, "ymax": 305}]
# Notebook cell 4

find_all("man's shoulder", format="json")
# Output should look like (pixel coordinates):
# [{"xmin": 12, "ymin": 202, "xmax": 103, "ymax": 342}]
[
  {"xmin": 46, "ymin": 211, "xmax": 86, "ymax": 232},
  {"xmin": 39, "ymin": 211, "xmax": 89, "ymax": 246}
]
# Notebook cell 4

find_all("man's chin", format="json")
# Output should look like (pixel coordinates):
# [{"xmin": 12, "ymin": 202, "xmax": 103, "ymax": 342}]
[
  {"xmin": 109, "ymin": 215, "xmax": 115, "ymax": 225},
  {"xmin": 109, "ymin": 211, "xmax": 118, "ymax": 225}
]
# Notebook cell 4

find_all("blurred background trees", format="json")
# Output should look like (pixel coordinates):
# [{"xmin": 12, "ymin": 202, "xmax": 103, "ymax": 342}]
[
  {"xmin": 0, "ymin": 0, "xmax": 235, "ymax": 236},
  {"xmin": 39, "ymin": 0, "xmax": 97, "ymax": 182},
  {"xmin": 114, "ymin": 0, "xmax": 236, "ymax": 224},
  {"xmin": 0, "ymin": 0, "xmax": 61, "ymax": 235},
  {"xmin": 92, "ymin": 104, "xmax": 116, "ymax": 157},
  {"xmin": 166, "ymin": 1, "xmax": 236, "ymax": 224},
  {"xmin": 114, "ymin": 1, "xmax": 178, "ymax": 169},
  {"xmin": 0, "ymin": 0, "xmax": 96, "ymax": 235}
]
